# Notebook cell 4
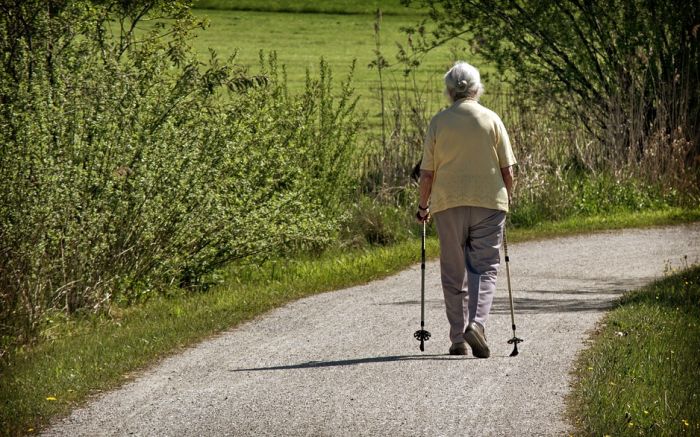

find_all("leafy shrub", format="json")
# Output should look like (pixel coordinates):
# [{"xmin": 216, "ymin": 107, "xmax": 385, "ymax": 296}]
[{"xmin": 0, "ymin": 1, "xmax": 361, "ymax": 354}]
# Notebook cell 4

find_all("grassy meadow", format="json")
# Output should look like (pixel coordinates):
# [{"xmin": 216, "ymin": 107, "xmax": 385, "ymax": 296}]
[{"xmin": 188, "ymin": 7, "xmax": 481, "ymax": 131}]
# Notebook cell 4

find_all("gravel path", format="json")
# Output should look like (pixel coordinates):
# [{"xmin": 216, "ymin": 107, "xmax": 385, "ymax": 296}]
[{"xmin": 44, "ymin": 225, "xmax": 700, "ymax": 436}]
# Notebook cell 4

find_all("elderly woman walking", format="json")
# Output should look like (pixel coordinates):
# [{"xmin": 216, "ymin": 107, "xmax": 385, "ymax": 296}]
[{"xmin": 417, "ymin": 61, "xmax": 516, "ymax": 358}]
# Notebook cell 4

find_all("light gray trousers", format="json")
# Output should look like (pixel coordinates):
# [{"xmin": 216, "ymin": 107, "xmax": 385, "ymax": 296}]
[{"xmin": 433, "ymin": 206, "xmax": 506, "ymax": 344}]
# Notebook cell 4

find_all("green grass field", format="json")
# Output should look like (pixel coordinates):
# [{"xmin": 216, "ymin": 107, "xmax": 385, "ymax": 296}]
[{"xmin": 188, "ymin": 7, "xmax": 484, "ymax": 131}]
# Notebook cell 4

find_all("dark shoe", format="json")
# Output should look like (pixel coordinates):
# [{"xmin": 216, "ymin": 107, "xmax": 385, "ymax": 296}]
[
  {"xmin": 448, "ymin": 342, "xmax": 468, "ymax": 356},
  {"xmin": 464, "ymin": 322, "xmax": 490, "ymax": 358}
]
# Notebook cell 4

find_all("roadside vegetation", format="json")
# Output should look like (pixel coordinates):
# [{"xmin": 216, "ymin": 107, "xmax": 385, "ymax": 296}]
[
  {"xmin": 569, "ymin": 264, "xmax": 700, "ymax": 436},
  {"xmin": 0, "ymin": 0, "xmax": 361, "ymax": 359},
  {"xmin": 1, "ymin": 0, "xmax": 698, "ymax": 435}
]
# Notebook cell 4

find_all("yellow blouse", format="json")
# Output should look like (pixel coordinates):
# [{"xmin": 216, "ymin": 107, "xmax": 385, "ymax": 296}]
[{"xmin": 420, "ymin": 99, "xmax": 516, "ymax": 213}]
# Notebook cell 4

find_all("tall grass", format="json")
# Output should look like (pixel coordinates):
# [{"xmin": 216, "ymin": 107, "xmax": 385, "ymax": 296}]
[
  {"xmin": 357, "ymin": 70, "xmax": 697, "ymax": 236},
  {"xmin": 486, "ymin": 89, "xmax": 691, "ymax": 226}
]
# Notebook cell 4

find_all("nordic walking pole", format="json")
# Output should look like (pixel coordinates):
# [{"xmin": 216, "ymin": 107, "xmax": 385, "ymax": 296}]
[
  {"xmin": 414, "ymin": 220, "xmax": 431, "ymax": 351},
  {"xmin": 503, "ymin": 225, "xmax": 523, "ymax": 356}
]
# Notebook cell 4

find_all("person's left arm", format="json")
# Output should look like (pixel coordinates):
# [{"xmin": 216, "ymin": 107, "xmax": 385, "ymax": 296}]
[
  {"xmin": 417, "ymin": 170, "xmax": 434, "ymax": 222},
  {"xmin": 417, "ymin": 118, "xmax": 437, "ymax": 222}
]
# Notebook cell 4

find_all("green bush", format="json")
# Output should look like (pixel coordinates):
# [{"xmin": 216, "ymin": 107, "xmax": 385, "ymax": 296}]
[{"xmin": 0, "ymin": 1, "xmax": 361, "ymax": 355}]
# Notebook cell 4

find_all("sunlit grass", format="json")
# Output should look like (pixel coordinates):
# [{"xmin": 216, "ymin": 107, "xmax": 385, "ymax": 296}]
[
  {"xmin": 187, "ymin": 9, "xmax": 489, "ymax": 131},
  {"xmin": 511, "ymin": 207, "xmax": 700, "ymax": 242},
  {"xmin": 569, "ymin": 265, "xmax": 700, "ymax": 436}
]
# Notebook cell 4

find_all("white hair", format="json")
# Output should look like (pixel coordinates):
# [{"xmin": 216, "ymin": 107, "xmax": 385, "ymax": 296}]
[{"xmin": 444, "ymin": 61, "xmax": 484, "ymax": 101}]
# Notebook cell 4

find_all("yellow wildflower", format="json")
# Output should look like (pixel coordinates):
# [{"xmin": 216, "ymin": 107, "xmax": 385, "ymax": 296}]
[{"xmin": 45, "ymin": 396, "xmax": 57, "ymax": 401}]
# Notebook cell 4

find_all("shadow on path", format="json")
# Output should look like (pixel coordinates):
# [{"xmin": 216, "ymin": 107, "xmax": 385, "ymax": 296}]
[
  {"xmin": 489, "ymin": 296, "xmax": 617, "ymax": 313},
  {"xmin": 386, "ymin": 287, "xmax": 626, "ymax": 314},
  {"xmin": 230, "ymin": 354, "xmax": 464, "ymax": 372}
]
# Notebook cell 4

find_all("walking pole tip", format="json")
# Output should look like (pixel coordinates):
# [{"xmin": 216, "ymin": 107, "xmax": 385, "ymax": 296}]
[
  {"xmin": 508, "ymin": 336, "xmax": 523, "ymax": 357},
  {"xmin": 414, "ymin": 329, "xmax": 431, "ymax": 352}
]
